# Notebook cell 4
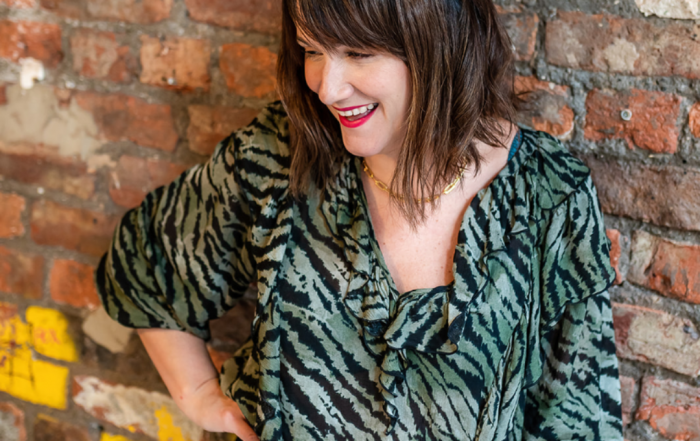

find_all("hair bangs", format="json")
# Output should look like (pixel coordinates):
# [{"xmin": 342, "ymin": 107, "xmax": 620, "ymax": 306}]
[{"xmin": 290, "ymin": 0, "xmax": 402, "ymax": 56}]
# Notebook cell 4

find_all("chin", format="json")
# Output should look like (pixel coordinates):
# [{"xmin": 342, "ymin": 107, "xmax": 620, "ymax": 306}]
[{"xmin": 340, "ymin": 133, "xmax": 385, "ymax": 158}]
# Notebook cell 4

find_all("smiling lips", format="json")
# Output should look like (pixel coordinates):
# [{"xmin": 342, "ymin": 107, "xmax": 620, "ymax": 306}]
[{"xmin": 335, "ymin": 103, "xmax": 379, "ymax": 128}]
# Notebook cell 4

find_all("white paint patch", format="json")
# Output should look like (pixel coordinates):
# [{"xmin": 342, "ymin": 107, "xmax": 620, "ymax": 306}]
[
  {"xmin": 19, "ymin": 58, "xmax": 44, "ymax": 89},
  {"xmin": 73, "ymin": 376, "xmax": 203, "ymax": 441},
  {"xmin": 0, "ymin": 84, "xmax": 102, "ymax": 160},
  {"xmin": 635, "ymin": 0, "xmax": 700, "ymax": 18},
  {"xmin": 601, "ymin": 38, "xmax": 640, "ymax": 72}
]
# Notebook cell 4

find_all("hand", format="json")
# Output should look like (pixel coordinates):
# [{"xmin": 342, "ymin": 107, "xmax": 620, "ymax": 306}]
[{"xmin": 176, "ymin": 376, "xmax": 259, "ymax": 441}]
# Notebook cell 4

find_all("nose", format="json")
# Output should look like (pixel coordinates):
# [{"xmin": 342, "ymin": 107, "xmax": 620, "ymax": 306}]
[{"xmin": 314, "ymin": 57, "xmax": 353, "ymax": 106}]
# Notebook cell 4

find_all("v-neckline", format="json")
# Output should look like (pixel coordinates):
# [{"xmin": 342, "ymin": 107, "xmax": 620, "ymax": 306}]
[{"xmin": 352, "ymin": 127, "xmax": 523, "ymax": 298}]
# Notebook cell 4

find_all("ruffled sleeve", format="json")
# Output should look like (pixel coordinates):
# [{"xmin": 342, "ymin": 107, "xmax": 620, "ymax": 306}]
[
  {"xmin": 96, "ymin": 124, "xmax": 258, "ymax": 340},
  {"xmin": 522, "ymin": 158, "xmax": 622, "ymax": 439}
]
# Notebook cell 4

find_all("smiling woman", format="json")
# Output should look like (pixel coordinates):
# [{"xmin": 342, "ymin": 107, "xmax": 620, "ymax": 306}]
[{"xmin": 96, "ymin": 0, "xmax": 624, "ymax": 440}]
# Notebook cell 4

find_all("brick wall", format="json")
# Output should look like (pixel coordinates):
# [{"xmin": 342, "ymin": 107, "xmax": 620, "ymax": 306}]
[{"xmin": 0, "ymin": 0, "xmax": 698, "ymax": 440}]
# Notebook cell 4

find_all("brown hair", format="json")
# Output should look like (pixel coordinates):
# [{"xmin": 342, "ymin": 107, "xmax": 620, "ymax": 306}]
[{"xmin": 277, "ymin": 0, "xmax": 519, "ymax": 223}]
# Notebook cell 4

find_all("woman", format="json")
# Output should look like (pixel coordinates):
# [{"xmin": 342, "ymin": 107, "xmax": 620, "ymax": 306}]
[{"xmin": 97, "ymin": 0, "xmax": 623, "ymax": 439}]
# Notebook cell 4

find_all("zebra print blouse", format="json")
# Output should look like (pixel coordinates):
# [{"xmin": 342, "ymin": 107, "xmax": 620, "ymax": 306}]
[{"xmin": 97, "ymin": 102, "xmax": 623, "ymax": 440}]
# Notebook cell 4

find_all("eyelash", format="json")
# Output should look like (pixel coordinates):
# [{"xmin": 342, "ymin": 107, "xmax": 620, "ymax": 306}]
[{"xmin": 302, "ymin": 49, "xmax": 372, "ymax": 59}]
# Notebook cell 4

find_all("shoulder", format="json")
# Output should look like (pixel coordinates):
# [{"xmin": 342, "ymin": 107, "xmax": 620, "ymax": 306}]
[{"xmin": 516, "ymin": 128, "xmax": 597, "ymax": 215}]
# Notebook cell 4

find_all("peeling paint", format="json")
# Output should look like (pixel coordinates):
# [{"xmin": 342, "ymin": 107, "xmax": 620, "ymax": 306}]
[
  {"xmin": 100, "ymin": 433, "xmax": 134, "ymax": 441},
  {"xmin": 82, "ymin": 307, "xmax": 133, "ymax": 354},
  {"xmin": 73, "ymin": 376, "xmax": 203, "ymax": 441},
  {"xmin": 26, "ymin": 306, "xmax": 78, "ymax": 362},
  {"xmin": 19, "ymin": 58, "xmax": 44, "ymax": 90},
  {"xmin": 0, "ymin": 84, "xmax": 102, "ymax": 160},
  {"xmin": 600, "ymin": 38, "xmax": 640, "ymax": 72},
  {"xmin": 635, "ymin": 0, "xmax": 700, "ymax": 18}
]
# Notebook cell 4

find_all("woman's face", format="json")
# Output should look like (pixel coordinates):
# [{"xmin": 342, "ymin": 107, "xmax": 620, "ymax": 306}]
[{"xmin": 298, "ymin": 32, "xmax": 412, "ymax": 160}]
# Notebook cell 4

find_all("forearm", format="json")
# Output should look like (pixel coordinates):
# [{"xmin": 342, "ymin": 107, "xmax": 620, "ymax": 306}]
[{"xmin": 137, "ymin": 328, "xmax": 218, "ymax": 405}]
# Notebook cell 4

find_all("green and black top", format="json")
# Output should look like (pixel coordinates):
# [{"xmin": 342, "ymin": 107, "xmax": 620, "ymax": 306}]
[{"xmin": 97, "ymin": 102, "xmax": 623, "ymax": 440}]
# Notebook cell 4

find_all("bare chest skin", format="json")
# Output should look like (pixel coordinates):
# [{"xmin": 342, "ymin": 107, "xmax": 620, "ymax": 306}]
[{"xmin": 361, "ymin": 134, "xmax": 515, "ymax": 294}]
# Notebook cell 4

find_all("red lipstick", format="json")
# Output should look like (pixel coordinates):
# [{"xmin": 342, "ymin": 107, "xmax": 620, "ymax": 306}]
[{"xmin": 336, "ymin": 105, "xmax": 378, "ymax": 128}]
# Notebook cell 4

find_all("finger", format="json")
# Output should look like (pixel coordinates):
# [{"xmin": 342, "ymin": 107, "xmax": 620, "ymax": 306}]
[{"xmin": 223, "ymin": 407, "xmax": 259, "ymax": 441}]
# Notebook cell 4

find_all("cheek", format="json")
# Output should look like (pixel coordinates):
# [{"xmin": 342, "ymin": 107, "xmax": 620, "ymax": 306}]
[{"xmin": 304, "ymin": 62, "xmax": 320, "ymax": 94}]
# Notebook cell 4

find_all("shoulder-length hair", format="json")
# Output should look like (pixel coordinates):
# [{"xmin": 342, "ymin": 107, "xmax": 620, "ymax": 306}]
[{"xmin": 277, "ymin": 0, "xmax": 519, "ymax": 224}]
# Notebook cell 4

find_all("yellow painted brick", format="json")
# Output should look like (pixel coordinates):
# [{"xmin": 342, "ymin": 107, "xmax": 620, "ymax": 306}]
[
  {"xmin": 0, "ymin": 310, "xmax": 69, "ymax": 409},
  {"xmin": 100, "ymin": 433, "xmax": 134, "ymax": 441},
  {"xmin": 155, "ymin": 406, "xmax": 187, "ymax": 441},
  {"xmin": 26, "ymin": 306, "xmax": 78, "ymax": 362}
]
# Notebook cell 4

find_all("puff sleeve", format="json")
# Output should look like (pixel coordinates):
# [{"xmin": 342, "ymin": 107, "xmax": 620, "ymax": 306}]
[
  {"xmin": 523, "ymin": 174, "xmax": 623, "ymax": 440},
  {"xmin": 96, "ymin": 133, "xmax": 256, "ymax": 340}
]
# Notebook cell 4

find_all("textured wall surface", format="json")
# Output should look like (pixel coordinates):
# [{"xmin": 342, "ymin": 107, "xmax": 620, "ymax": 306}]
[{"xmin": 0, "ymin": 0, "xmax": 699, "ymax": 440}]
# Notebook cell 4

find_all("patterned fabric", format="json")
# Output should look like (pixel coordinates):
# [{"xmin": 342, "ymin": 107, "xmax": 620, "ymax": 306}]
[{"xmin": 96, "ymin": 102, "xmax": 623, "ymax": 440}]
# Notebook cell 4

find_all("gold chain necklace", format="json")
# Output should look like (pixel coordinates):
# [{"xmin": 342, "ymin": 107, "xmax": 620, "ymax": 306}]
[{"xmin": 361, "ymin": 159, "xmax": 467, "ymax": 203}]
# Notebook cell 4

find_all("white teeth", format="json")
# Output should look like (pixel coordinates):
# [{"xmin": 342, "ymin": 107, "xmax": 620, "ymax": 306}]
[{"xmin": 337, "ymin": 104, "xmax": 377, "ymax": 117}]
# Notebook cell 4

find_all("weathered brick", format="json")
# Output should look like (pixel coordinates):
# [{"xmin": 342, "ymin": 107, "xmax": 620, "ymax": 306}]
[
  {"xmin": 0, "ymin": 402, "xmax": 26, "ymax": 441},
  {"xmin": 39, "ymin": 0, "xmax": 172, "ymax": 24},
  {"xmin": 689, "ymin": 102, "xmax": 700, "ymax": 138},
  {"xmin": 0, "ymin": 245, "xmax": 44, "ymax": 299},
  {"xmin": 109, "ymin": 155, "xmax": 189, "ymax": 208},
  {"xmin": 187, "ymin": 105, "xmax": 259, "ymax": 155},
  {"xmin": 585, "ymin": 89, "xmax": 681, "ymax": 154},
  {"xmin": 499, "ymin": 10, "xmax": 539, "ymax": 62},
  {"xmin": 0, "ymin": 142, "xmax": 96, "ymax": 199},
  {"xmin": 584, "ymin": 155, "xmax": 700, "ymax": 232},
  {"xmin": 546, "ymin": 11, "xmax": 700, "ymax": 79},
  {"xmin": 30, "ymin": 200, "xmax": 118, "ymax": 257},
  {"xmin": 629, "ymin": 231, "xmax": 700, "ymax": 305},
  {"xmin": 635, "ymin": 0, "xmax": 700, "ymax": 19},
  {"xmin": 139, "ymin": 35, "xmax": 211, "ymax": 92},
  {"xmin": 1, "ymin": 0, "xmax": 36, "ymax": 8},
  {"xmin": 74, "ymin": 91, "xmax": 178, "ymax": 152},
  {"xmin": 636, "ymin": 377, "xmax": 700, "ymax": 441},
  {"xmin": 70, "ymin": 28, "xmax": 137, "ymax": 83},
  {"xmin": 620, "ymin": 376, "xmax": 636, "ymax": 426},
  {"xmin": 0, "ymin": 84, "xmax": 6, "ymax": 105},
  {"xmin": 613, "ymin": 302, "xmax": 700, "ymax": 377},
  {"xmin": 606, "ymin": 229, "xmax": 624, "ymax": 285},
  {"xmin": 515, "ymin": 76, "xmax": 573, "ymax": 140},
  {"xmin": 73, "ymin": 376, "xmax": 203, "ymax": 441},
  {"xmin": 0, "ymin": 20, "xmax": 62, "ymax": 67},
  {"xmin": 0, "ymin": 192, "xmax": 25, "ymax": 238},
  {"xmin": 184, "ymin": 0, "xmax": 282, "ymax": 35},
  {"xmin": 220, "ymin": 43, "xmax": 277, "ymax": 99},
  {"xmin": 49, "ymin": 259, "xmax": 100, "ymax": 309},
  {"xmin": 34, "ymin": 415, "xmax": 90, "ymax": 441}
]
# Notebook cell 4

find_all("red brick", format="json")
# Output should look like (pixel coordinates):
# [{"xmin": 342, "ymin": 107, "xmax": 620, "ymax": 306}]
[
  {"xmin": 0, "ymin": 142, "xmax": 96, "ymax": 199},
  {"xmin": 207, "ymin": 345, "xmax": 232, "ymax": 372},
  {"xmin": 584, "ymin": 89, "xmax": 681, "ymax": 154},
  {"xmin": 612, "ymin": 302, "xmax": 700, "ymax": 377},
  {"xmin": 184, "ymin": 0, "xmax": 282, "ymax": 35},
  {"xmin": 74, "ymin": 91, "xmax": 178, "ymax": 152},
  {"xmin": 620, "ymin": 376, "xmax": 636, "ymax": 426},
  {"xmin": 629, "ymin": 231, "xmax": 700, "ymax": 305},
  {"xmin": 0, "ymin": 20, "xmax": 62, "ymax": 68},
  {"xmin": 70, "ymin": 28, "xmax": 137, "ymax": 83},
  {"xmin": 1, "ymin": 0, "xmax": 36, "ymax": 8},
  {"xmin": 584, "ymin": 156, "xmax": 700, "ymax": 232},
  {"xmin": 499, "ymin": 10, "xmax": 539, "ymax": 62},
  {"xmin": 0, "ymin": 245, "xmax": 44, "ymax": 299},
  {"xmin": 39, "ymin": 0, "xmax": 171, "ymax": 24},
  {"xmin": 109, "ymin": 155, "xmax": 189, "ymax": 208},
  {"xmin": 0, "ymin": 402, "xmax": 26, "ymax": 441},
  {"xmin": 187, "ymin": 105, "xmax": 259, "ymax": 155},
  {"xmin": 606, "ymin": 229, "xmax": 624, "ymax": 285},
  {"xmin": 546, "ymin": 11, "xmax": 700, "ymax": 79},
  {"xmin": 139, "ymin": 36, "xmax": 211, "ymax": 92},
  {"xmin": 49, "ymin": 259, "xmax": 99, "ymax": 309},
  {"xmin": 33, "ymin": 415, "xmax": 90, "ymax": 441},
  {"xmin": 636, "ymin": 377, "xmax": 700, "ymax": 441},
  {"xmin": 30, "ymin": 200, "xmax": 119, "ymax": 257},
  {"xmin": 220, "ymin": 43, "xmax": 277, "ymax": 99},
  {"xmin": 689, "ymin": 102, "xmax": 700, "ymax": 138},
  {"xmin": 514, "ymin": 76, "xmax": 573, "ymax": 140},
  {"xmin": 0, "ymin": 192, "xmax": 25, "ymax": 238}
]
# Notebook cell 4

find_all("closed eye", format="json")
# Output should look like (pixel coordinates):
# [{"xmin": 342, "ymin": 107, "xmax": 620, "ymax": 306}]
[{"xmin": 347, "ymin": 51, "xmax": 372, "ymax": 59}]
